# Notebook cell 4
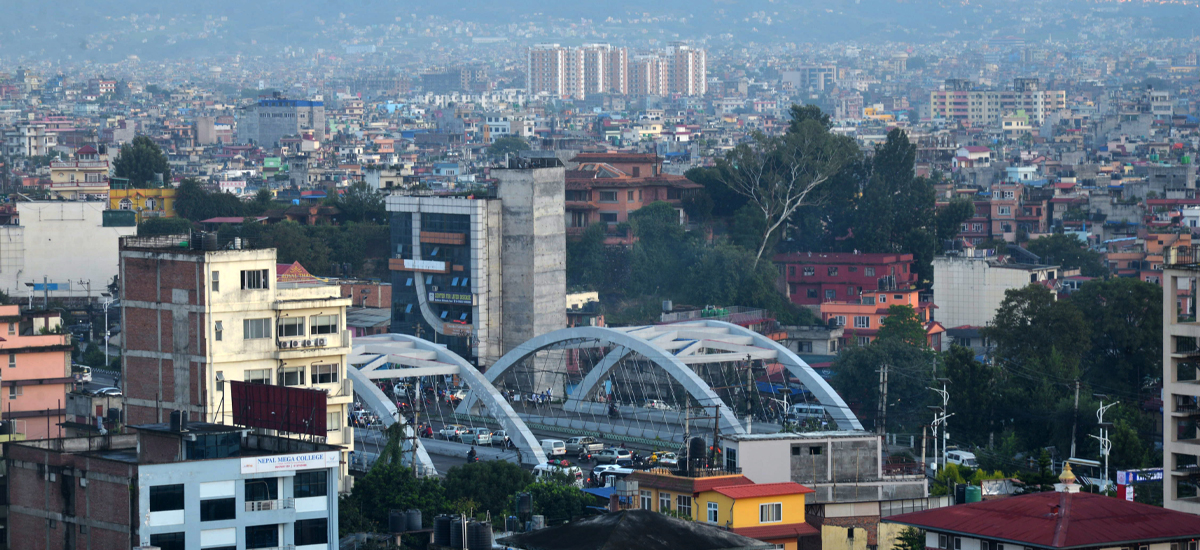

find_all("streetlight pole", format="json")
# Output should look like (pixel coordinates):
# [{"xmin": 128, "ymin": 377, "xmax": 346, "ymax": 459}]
[
  {"xmin": 1090, "ymin": 394, "xmax": 1119, "ymax": 493},
  {"xmin": 101, "ymin": 293, "xmax": 113, "ymax": 368},
  {"xmin": 929, "ymin": 378, "xmax": 951, "ymax": 469}
]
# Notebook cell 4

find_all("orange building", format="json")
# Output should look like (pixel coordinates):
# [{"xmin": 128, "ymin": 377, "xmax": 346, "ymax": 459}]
[
  {"xmin": 819, "ymin": 288, "xmax": 945, "ymax": 349},
  {"xmin": 0, "ymin": 306, "xmax": 73, "ymax": 440}
]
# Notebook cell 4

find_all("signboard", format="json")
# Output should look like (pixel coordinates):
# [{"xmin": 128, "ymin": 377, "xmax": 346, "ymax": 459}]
[
  {"xmin": 444, "ymin": 323, "xmax": 474, "ymax": 338},
  {"xmin": 403, "ymin": 259, "xmax": 448, "ymax": 272},
  {"xmin": 1117, "ymin": 468, "xmax": 1163, "ymax": 484},
  {"xmin": 241, "ymin": 451, "xmax": 340, "ymax": 474},
  {"xmin": 33, "ymin": 283, "xmax": 70, "ymax": 291},
  {"xmin": 263, "ymin": 157, "xmax": 282, "ymax": 169},
  {"xmin": 429, "ymin": 291, "xmax": 472, "ymax": 305},
  {"xmin": 230, "ymin": 381, "xmax": 327, "ymax": 436}
]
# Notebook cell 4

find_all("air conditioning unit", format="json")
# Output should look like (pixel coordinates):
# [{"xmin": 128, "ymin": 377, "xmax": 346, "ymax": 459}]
[
  {"xmin": 316, "ymin": 338, "xmax": 327, "ymax": 346},
  {"xmin": 303, "ymin": 339, "xmax": 313, "ymax": 347}
]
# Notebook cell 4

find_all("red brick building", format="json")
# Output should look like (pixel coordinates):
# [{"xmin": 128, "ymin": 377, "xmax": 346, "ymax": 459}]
[
  {"xmin": 564, "ymin": 152, "xmax": 703, "ymax": 243},
  {"xmin": 774, "ymin": 252, "xmax": 917, "ymax": 306}
]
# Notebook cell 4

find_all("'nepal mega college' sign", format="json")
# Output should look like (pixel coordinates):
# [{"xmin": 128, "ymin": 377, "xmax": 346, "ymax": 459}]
[{"xmin": 241, "ymin": 451, "xmax": 340, "ymax": 474}]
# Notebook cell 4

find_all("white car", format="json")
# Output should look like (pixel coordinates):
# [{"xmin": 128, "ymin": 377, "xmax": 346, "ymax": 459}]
[
  {"xmin": 654, "ymin": 452, "xmax": 680, "ymax": 467},
  {"xmin": 595, "ymin": 448, "xmax": 632, "ymax": 464},
  {"xmin": 460, "ymin": 427, "xmax": 493, "ymax": 446},
  {"xmin": 93, "ymin": 386, "xmax": 122, "ymax": 397},
  {"xmin": 439, "ymin": 424, "xmax": 468, "ymax": 439},
  {"xmin": 644, "ymin": 399, "xmax": 675, "ymax": 411}
]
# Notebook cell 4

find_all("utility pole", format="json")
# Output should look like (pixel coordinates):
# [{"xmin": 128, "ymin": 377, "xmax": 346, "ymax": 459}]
[
  {"xmin": 877, "ymin": 363, "xmax": 890, "ymax": 436},
  {"xmin": 1090, "ymin": 394, "xmax": 1119, "ymax": 493},
  {"xmin": 928, "ymin": 378, "xmax": 951, "ymax": 470},
  {"xmin": 1070, "ymin": 379, "xmax": 1081, "ymax": 459}
]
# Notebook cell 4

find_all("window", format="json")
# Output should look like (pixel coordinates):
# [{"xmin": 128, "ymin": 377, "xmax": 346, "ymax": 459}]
[
  {"xmin": 879, "ymin": 294, "xmax": 887, "ymax": 303},
  {"xmin": 865, "ymin": 267, "xmax": 875, "ymax": 276},
  {"xmin": 214, "ymin": 321, "xmax": 223, "ymax": 341},
  {"xmin": 853, "ymin": 316, "xmax": 870, "ymax": 328},
  {"xmin": 806, "ymin": 288, "xmax": 817, "ymax": 298},
  {"xmin": 7, "ymin": 354, "xmax": 13, "ymax": 368},
  {"xmin": 278, "ymin": 317, "xmax": 304, "ymax": 337},
  {"xmin": 810, "ymin": 446, "xmax": 823, "ymax": 455},
  {"xmin": 707, "ymin": 502, "xmax": 719, "ymax": 523},
  {"xmin": 857, "ymin": 336, "xmax": 871, "ymax": 346},
  {"xmin": 278, "ymin": 367, "xmax": 304, "ymax": 386},
  {"xmin": 659, "ymin": 492, "xmax": 671, "ymax": 511},
  {"xmin": 245, "ymin": 478, "xmax": 278, "ymax": 502},
  {"xmin": 600, "ymin": 212, "xmax": 618, "ymax": 224},
  {"xmin": 628, "ymin": 190, "xmax": 635, "ymax": 201},
  {"xmin": 833, "ymin": 315, "xmax": 846, "ymax": 326},
  {"xmin": 954, "ymin": 538, "xmax": 962, "ymax": 550},
  {"xmin": 119, "ymin": 198, "xmax": 132, "ymax": 210},
  {"xmin": 209, "ymin": 270, "xmax": 219, "ymax": 292},
  {"xmin": 803, "ymin": 266, "xmax": 815, "ymax": 276},
  {"xmin": 327, "ymin": 412, "xmax": 341, "ymax": 431},
  {"xmin": 200, "ymin": 498, "xmax": 236, "ymax": 521},
  {"xmin": 8, "ymin": 386, "xmax": 20, "ymax": 398},
  {"xmin": 311, "ymin": 364, "xmax": 338, "ymax": 384},
  {"xmin": 295, "ymin": 518, "xmax": 329, "ymax": 546},
  {"xmin": 998, "ymin": 206, "xmax": 1011, "ymax": 215},
  {"xmin": 939, "ymin": 535, "xmax": 948, "ymax": 549},
  {"xmin": 241, "ymin": 318, "xmax": 274, "ymax": 340},
  {"xmin": 240, "ymin": 269, "xmax": 270, "ymax": 290},
  {"xmin": 599, "ymin": 191, "xmax": 618, "ymax": 203},
  {"xmin": 245, "ymin": 369, "xmax": 270, "ymax": 384},
  {"xmin": 295, "ymin": 470, "xmax": 328, "ymax": 498},
  {"xmin": 676, "ymin": 495, "xmax": 692, "ymax": 517},
  {"xmin": 846, "ymin": 286, "xmax": 855, "ymax": 296},
  {"xmin": 788, "ymin": 266, "xmax": 796, "ymax": 276},
  {"xmin": 246, "ymin": 524, "xmax": 279, "ymax": 549},
  {"xmin": 640, "ymin": 490, "xmax": 652, "ymax": 510},
  {"xmin": 827, "ymin": 266, "xmax": 839, "ymax": 276},
  {"xmin": 725, "ymin": 447, "xmax": 737, "ymax": 470},
  {"xmin": 894, "ymin": 294, "xmax": 904, "ymax": 300},
  {"xmin": 759, "ymin": 502, "xmax": 782, "ymax": 523},
  {"xmin": 149, "ymin": 484, "xmax": 185, "ymax": 512},
  {"xmin": 149, "ymin": 532, "xmax": 185, "ymax": 550},
  {"xmin": 825, "ymin": 290, "xmax": 836, "ymax": 301},
  {"xmin": 6, "ymin": 323, "xmax": 12, "ymax": 335},
  {"xmin": 310, "ymin": 315, "xmax": 339, "ymax": 335}
]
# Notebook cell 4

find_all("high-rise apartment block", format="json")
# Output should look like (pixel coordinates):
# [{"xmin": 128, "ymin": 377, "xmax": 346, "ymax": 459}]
[
  {"xmin": 237, "ymin": 95, "xmax": 326, "ymax": 148},
  {"xmin": 528, "ymin": 43, "xmax": 705, "ymax": 99},
  {"xmin": 930, "ymin": 78, "xmax": 1066, "ymax": 126},
  {"xmin": 118, "ymin": 236, "xmax": 355, "ymax": 484}
]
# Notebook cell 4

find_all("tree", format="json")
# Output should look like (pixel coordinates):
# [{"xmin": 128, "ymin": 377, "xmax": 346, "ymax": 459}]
[
  {"xmin": 943, "ymin": 345, "xmax": 1001, "ymax": 447},
  {"xmin": 488, "ymin": 136, "xmax": 531, "ymax": 159},
  {"xmin": 138, "ymin": 217, "xmax": 193, "ymax": 236},
  {"xmin": 1071, "ymin": 278, "xmax": 1161, "ymax": 395},
  {"xmin": 876, "ymin": 305, "xmax": 927, "ymax": 348},
  {"xmin": 333, "ymin": 181, "xmax": 386, "ymax": 223},
  {"xmin": 936, "ymin": 198, "xmax": 976, "ymax": 243},
  {"xmin": 524, "ymin": 481, "xmax": 593, "ymax": 523},
  {"xmin": 892, "ymin": 527, "xmax": 925, "ymax": 550},
  {"xmin": 340, "ymin": 463, "xmax": 445, "ymax": 535},
  {"xmin": 717, "ymin": 112, "xmax": 852, "ymax": 265},
  {"xmin": 174, "ymin": 178, "xmax": 245, "ymax": 221},
  {"xmin": 831, "ymin": 339, "xmax": 935, "ymax": 432},
  {"xmin": 443, "ymin": 460, "xmax": 534, "ymax": 518},
  {"xmin": 787, "ymin": 104, "xmax": 832, "ymax": 132},
  {"xmin": 1025, "ymin": 233, "xmax": 1107, "ymax": 277},
  {"xmin": 686, "ymin": 167, "xmax": 746, "ymax": 218},
  {"xmin": 113, "ymin": 135, "xmax": 171, "ymax": 188},
  {"xmin": 983, "ymin": 284, "xmax": 1090, "ymax": 382},
  {"xmin": 566, "ymin": 223, "xmax": 610, "ymax": 290}
]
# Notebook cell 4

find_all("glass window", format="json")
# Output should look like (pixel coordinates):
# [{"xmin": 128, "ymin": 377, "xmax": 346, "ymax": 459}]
[
  {"xmin": 865, "ymin": 267, "xmax": 876, "ymax": 276},
  {"xmin": 245, "ymin": 479, "xmax": 278, "ymax": 502},
  {"xmin": 310, "ymin": 315, "xmax": 339, "ymax": 335},
  {"xmin": 599, "ymin": 191, "xmax": 618, "ymax": 203},
  {"xmin": 277, "ymin": 317, "xmax": 304, "ymax": 337},
  {"xmin": 245, "ymin": 369, "xmax": 271, "ymax": 384},
  {"xmin": 311, "ymin": 364, "xmax": 339, "ymax": 384},
  {"xmin": 211, "ymin": 271, "xmax": 219, "ymax": 292},
  {"xmin": 240, "ymin": 269, "xmax": 270, "ymax": 290},
  {"xmin": 600, "ymin": 212, "xmax": 618, "ymax": 224},
  {"xmin": 760, "ymin": 502, "xmax": 782, "ymax": 523},
  {"xmin": 327, "ymin": 412, "xmax": 341, "ymax": 431},
  {"xmin": 200, "ymin": 498, "xmax": 236, "ymax": 521},
  {"xmin": 243, "ymin": 318, "xmax": 270, "ymax": 339},
  {"xmin": 854, "ymin": 316, "xmax": 870, "ymax": 328},
  {"xmin": 824, "ymin": 290, "xmax": 835, "ymax": 300},
  {"xmin": 295, "ymin": 518, "xmax": 329, "ymax": 546},
  {"xmin": 294, "ymin": 471, "xmax": 328, "ymax": 498},
  {"xmin": 659, "ymin": 492, "xmax": 671, "ymax": 511},
  {"xmin": 707, "ymin": 502, "xmax": 719, "ymax": 523},
  {"xmin": 214, "ymin": 321, "xmax": 223, "ymax": 341},
  {"xmin": 278, "ymin": 367, "xmax": 304, "ymax": 386},
  {"xmin": 827, "ymin": 266, "xmax": 838, "ymax": 276},
  {"xmin": 186, "ymin": 432, "xmax": 240, "ymax": 460},
  {"xmin": 149, "ymin": 484, "xmax": 185, "ymax": 512},
  {"xmin": 640, "ymin": 490, "xmax": 652, "ymax": 510},
  {"xmin": 149, "ymin": 532, "xmax": 185, "ymax": 550},
  {"xmin": 806, "ymin": 288, "xmax": 817, "ymax": 298},
  {"xmin": 246, "ymin": 524, "xmax": 279, "ymax": 549},
  {"xmin": 7, "ymin": 353, "xmax": 14, "ymax": 368},
  {"xmin": 676, "ymin": 495, "xmax": 692, "ymax": 518},
  {"xmin": 803, "ymin": 266, "xmax": 814, "ymax": 276}
]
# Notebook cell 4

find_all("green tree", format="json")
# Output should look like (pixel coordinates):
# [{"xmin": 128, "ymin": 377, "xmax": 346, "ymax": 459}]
[
  {"xmin": 138, "ymin": 217, "xmax": 193, "ymax": 236},
  {"xmin": 488, "ymin": 136, "xmax": 531, "ymax": 158},
  {"xmin": 682, "ymin": 244, "xmax": 814, "ymax": 325},
  {"xmin": 566, "ymin": 223, "xmax": 609, "ymax": 290},
  {"xmin": 174, "ymin": 178, "xmax": 245, "ymax": 221},
  {"xmin": 930, "ymin": 463, "xmax": 967, "ymax": 496},
  {"xmin": 983, "ymin": 284, "xmax": 1090, "ymax": 382},
  {"xmin": 943, "ymin": 345, "xmax": 1001, "ymax": 447},
  {"xmin": 787, "ymin": 104, "xmax": 832, "ymax": 132},
  {"xmin": 1025, "ymin": 233, "xmax": 1107, "ymax": 277},
  {"xmin": 876, "ymin": 305, "xmax": 927, "ymax": 348},
  {"xmin": 340, "ymin": 463, "xmax": 445, "ymax": 535},
  {"xmin": 333, "ymin": 181, "xmax": 386, "ymax": 223},
  {"xmin": 113, "ymin": 135, "xmax": 171, "ymax": 188},
  {"xmin": 524, "ymin": 481, "xmax": 593, "ymax": 523},
  {"xmin": 1070, "ymin": 278, "xmax": 1161, "ymax": 394},
  {"xmin": 831, "ymin": 339, "xmax": 935, "ymax": 432},
  {"xmin": 686, "ymin": 166, "xmax": 746, "ymax": 217},
  {"xmin": 892, "ymin": 527, "xmax": 925, "ymax": 550},
  {"xmin": 443, "ymin": 460, "xmax": 534, "ymax": 518},
  {"xmin": 936, "ymin": 198, "xmax": 976, "ymax": 243}
]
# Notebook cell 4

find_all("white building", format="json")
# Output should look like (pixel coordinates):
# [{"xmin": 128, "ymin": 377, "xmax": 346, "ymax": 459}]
[{"xmin": 932, "ymin": 256, "xmax": 1060, "ymax": 328}]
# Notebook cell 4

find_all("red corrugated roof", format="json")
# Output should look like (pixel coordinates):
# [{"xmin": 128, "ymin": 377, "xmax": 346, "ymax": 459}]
[
  {"xmin": 692, "ymin": 476, "xmax": 755, "ymax": 493},
  {"xmin": 712, "ymin": 482, "xmax": 815, "ymax": 499},
  {"xmin": 731, "ymin": 523, "xmax": 820, "ymax": 540},
  {"xmin": 885, "ymin": 491, "xmax": 1200, "ymax": 548}
]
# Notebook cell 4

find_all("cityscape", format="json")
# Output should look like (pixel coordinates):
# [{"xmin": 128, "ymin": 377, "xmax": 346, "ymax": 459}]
[{"xmin": 1, "ymin": 0, "xmax": 1200, "ymax": 549}]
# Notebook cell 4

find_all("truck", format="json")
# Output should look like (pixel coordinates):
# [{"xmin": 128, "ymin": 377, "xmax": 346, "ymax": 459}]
[{"xmin": 565, "ymin": 436, "xmax": 605, "ymax": 458}]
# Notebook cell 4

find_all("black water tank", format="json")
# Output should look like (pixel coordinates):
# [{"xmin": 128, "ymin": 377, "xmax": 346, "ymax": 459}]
[
  {"xmin": 433, "ymin": 515, "xmax": 452, "ymax": 546},
  {"xmin": 688, "ymin": 436, "xmax": 707, "ymax": 471},
  {"xmin": 517, "ymin": 492, "xmax": 532, "ymax": 514},
  {"xmin": 406, "ymin": 509, "xmax": 422, "ymax": 531},
  {"xmin": 450, "ymin": 516, "xmax": 464, "ymax": 548},
  {"xmin": 388, "ymin": 510, "xmax": 405, "ymax": 533},
  {"xmin": 505, "ymin": 515, "xmax": 519, "ymax": 533},
  {"xmin": 203, "ymin": 232, "xmax": 219, "ymax": 251},
  {"xmin": 169, "ymin": 410, "xmax": 183, "ymax": 432},
  {"xmin": 467, "ymin": 521, "xmax": 493, "ymax": 550}
]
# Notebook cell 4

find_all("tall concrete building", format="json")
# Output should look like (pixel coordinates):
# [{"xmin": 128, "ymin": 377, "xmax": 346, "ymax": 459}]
[
  {"xmin": 931, "ymin": 255, "xmax": 1060, "ymax": 329},
  {"xmin": 668, "ymin": 43, "xmax": 707, "ymax": 97},
  {"xmin": 387, "ymin": 160, "xmax": 566, "ymax": 366},
  {"xmin": 237, "ymin": 96, "xmax": 326, "ymax": 148},
  {"xmin": 929, "ymin": 78, "xmax": 1066, "ymax": 126},
  {"xmin": 528, "ymin": 43, "xmax": 702, "ymax": 99},
  {"xmin": 118, "ymin": 236, "xmax": 355, "ymax": 485},
  {"xmin": 629, "ymin": 55, "xmax": 670, "ymax": 97},
  {"xmin": 1164, "ymin": 253, "xmax": 1200, "ymax": 512}
]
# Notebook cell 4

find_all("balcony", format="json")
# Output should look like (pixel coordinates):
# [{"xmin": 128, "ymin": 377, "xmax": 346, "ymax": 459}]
[
  {"xmin": 245, "ymin": 498, "xmax": 295, "ymax": 512},
  {"xmin": 275, "ymin": 330, "xmax": 350, "ymax": 359}
]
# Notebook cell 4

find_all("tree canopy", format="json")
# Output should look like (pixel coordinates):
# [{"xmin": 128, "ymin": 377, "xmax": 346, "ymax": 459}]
[
  {"xmin": 876, "ymin": 304, "xmax": 928, "ymax": 348},
  {"xmin": 443, "ymin": 460, "xmax": 534, "ymax": 518},
  {"xmin": 488, "ymin": 136, "xmax": 531, "ymax": 158},
  {"xmin": 113, "ymin": 135, "xmax": 171, "ymax": 188},
  {"xmin": 1025, "ymin": 233, "xmax": 1107, "ymax": 277}
]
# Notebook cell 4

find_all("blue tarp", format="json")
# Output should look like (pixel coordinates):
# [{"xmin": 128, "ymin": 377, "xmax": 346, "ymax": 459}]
[
  {"xmin": 756, "ymin": 382, "xmax": 809, "ymax": 396},
  {"xmin": 583, "ymin": 487, "xmax": 615, "ymax": 499}
]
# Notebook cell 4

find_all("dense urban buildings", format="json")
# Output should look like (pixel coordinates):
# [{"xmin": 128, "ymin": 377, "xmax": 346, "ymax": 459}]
[
  {"xmin": 237, "ymin": 95, "xmax": 326, "ymax": 148},
  {"xmin": 528, "ymin": 43, "xmax": 705, "ymax": 99}
]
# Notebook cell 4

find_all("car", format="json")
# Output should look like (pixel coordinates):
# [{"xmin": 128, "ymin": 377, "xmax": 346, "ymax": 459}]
[
  {"xmin": 460, "ymin": 427, "xmax": 493, "ymax": 446},
  {"xmin": 643, "ymin": 399, "xmax": 675, "ymax": 411},
  {"xmin": 653, "ymin": 452, "xmax": 679, "ymax": 467},
  {"xmin": 946, "ymin": 450, "xmax": 978, "ymax": 468},
  {"xmin": 566, "ymin": 436, "xmax": 605, "ymax": 457},
  {"xmin": 541, "ymin": 439, "xmax": 567, "ymax": 456},
  {"xmin": 93, "ymin": 386, "xmax": 122, "ymax": 396},
  {"xmin": 393, "ymin": 383, "xmax": 410, "ymax": 398},
  {"xmin": 591, "ymin": 465, "xmax": 635, "ymax": 487},
  {"xmin": 72, "ymin": 365, "xmax": 92, "ymax": 383},
  {"xmin": 594, "ymin": 448, "xmax": 632, "ymax": 464},
  {"xmin": 534, "ymin": 462, "xmax": 584, "ymax": 487},
  {"xmin": 439, "ymin": 424, "xmax": 468, "ymax": 439},
  {"xmin": 491, "ymin": 430, "xmax": 512, "ymax": 447}
]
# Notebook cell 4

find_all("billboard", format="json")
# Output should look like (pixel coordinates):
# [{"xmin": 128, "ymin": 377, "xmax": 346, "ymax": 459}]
[
  {"xmin": 241, "ymin": 451, "xmax": 340, "ymax": 474},
  {"xmin": 428, "ymin": 291, "xmax": 472, "ymax": 305},
  {"xmin": 263, "ymin": 157, "xmax": 282, "ymax": 169},
  {"xmin": 230, "ymin": 381, "xmax": 327, "ymax": 436}
]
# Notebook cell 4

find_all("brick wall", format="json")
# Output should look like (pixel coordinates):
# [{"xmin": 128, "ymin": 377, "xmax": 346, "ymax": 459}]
[
  {"xmin": 822, "ymin": 515, "xmax": 880, "ymax": 546},
  {"xmin": 340, "ymin": 282, "xmax": 391, "ymax": 308},
  {"xmin": 6, "ymin": 443, "xmax": 136, "ymax": 550}
]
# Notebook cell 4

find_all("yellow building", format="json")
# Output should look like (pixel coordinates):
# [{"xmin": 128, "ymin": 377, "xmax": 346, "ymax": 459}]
[
  {"xmin": 109, "ymin": 185, "xmax": 178, "ymax": 222},
  {"xmin": 629, "ymin": 470, "xmax": 818, "ymax": 550},
  {"xmin": 46, "ymin": 145, "xmax": 111, "ymax": 200}
]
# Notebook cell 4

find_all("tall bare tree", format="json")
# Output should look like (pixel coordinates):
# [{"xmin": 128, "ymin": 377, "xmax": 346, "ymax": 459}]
[{"xmin": 717, "ymin": 122, "xmax": 850, "ymax": 266}]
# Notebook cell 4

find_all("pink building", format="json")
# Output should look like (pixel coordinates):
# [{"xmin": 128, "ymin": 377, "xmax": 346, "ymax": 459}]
[{"xmin": 0, "ymin": 306, "xmax": 73, "ymax": 441}]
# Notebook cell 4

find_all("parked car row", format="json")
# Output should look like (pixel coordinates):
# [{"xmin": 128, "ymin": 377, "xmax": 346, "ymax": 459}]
[{"xmin": 434, "ymin": 424, "xmax": 511, "ymax": 447}]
